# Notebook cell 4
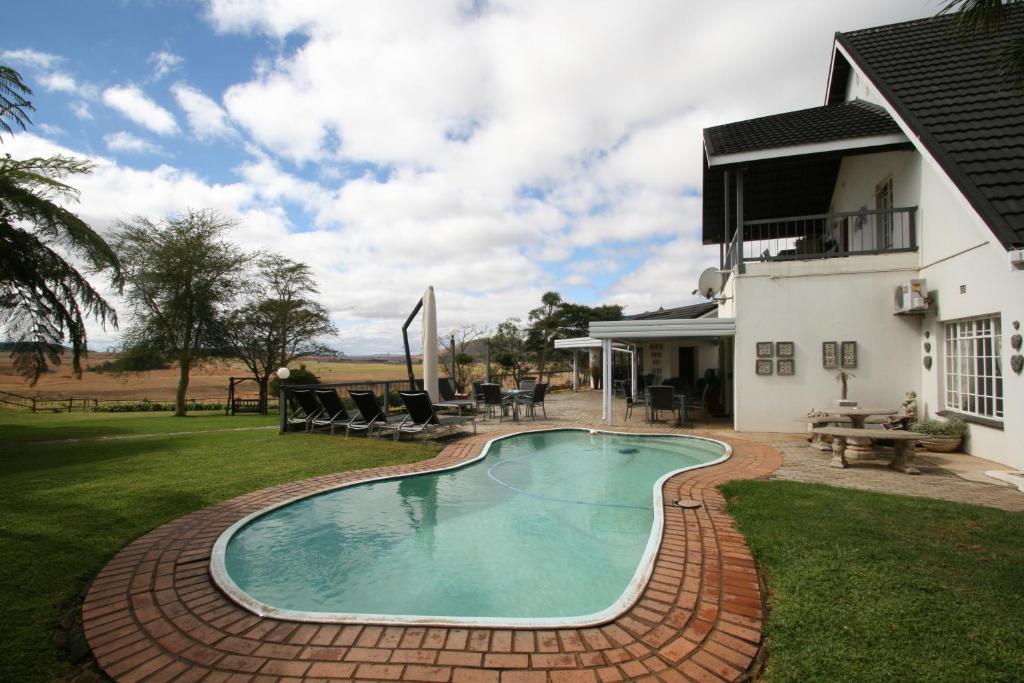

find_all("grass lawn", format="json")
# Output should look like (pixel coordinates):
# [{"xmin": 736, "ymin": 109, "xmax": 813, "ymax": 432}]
[
  {"xmin": 722, "ymin": 480, "xmax": 1024, "ymax": 682},
  {"xmin": 0, "ymin": 409, "xmax": 277, "ymax": 443},
  {"xmin": 0, "ymin": 411, "xmax": 440, "ymax": 682}
]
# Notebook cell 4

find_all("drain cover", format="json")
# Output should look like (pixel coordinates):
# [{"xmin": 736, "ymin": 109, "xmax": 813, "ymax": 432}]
[
  {"xmin": 618, "ymin": 448, "xmax": 639, "ymax": 454},
  {"xmin": 674, "ymin": 499, "xmax": 702, "ymax": 509}
]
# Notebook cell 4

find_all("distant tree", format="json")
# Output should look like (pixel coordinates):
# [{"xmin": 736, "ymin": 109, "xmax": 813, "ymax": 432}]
[
  {"xmin": 223, "ymin": 254, "xmax": 337, "ymax": 412},
  {"xmin": 526, "ymin": 291, "xmax": 564, "ymax": 379},
  {"xmin": 439, "ymin": 324, "xmax": 488, "ymax": 391},
  {"xmin": 0, "ymin": 65, "xmax": 122, "ymax": 384},
  {"xmin": 940, "ymin": 0, "xmax": 1024, "ymax": 87},
  {"xmin": 269, "ymin": 363, "xmax": 321, "ymax": 396},
  {"xmin": 114, "ymin": 209, "xmax": 246, "ymax": 416},
  {"xmin": 490, "ymin": 318, "xmax": 531, "ymax": 385},
  {"xmin": 525, "ymin": 293, "xmax": 624, "ymax": 381}
]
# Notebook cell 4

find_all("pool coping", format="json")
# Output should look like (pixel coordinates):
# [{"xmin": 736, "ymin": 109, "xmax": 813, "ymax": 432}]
[
  {"xmin": 209, "ymin": 428, "xmax": 733, "ymax": 629},
  {"xmin": 81, "ymin": 425, "xmax": 784, "ymax": 682}
]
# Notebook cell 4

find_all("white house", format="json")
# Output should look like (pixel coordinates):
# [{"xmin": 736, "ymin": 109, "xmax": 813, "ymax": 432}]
[{"xmin": 581, "ymin": 9, "xmax": 1024, "ymax": 469}]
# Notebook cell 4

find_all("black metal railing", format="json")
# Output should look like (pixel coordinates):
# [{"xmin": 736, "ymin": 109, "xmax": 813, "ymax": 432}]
[{"xmin": 733, "ymin": 207, "xmax": 916, "ymax": 264}]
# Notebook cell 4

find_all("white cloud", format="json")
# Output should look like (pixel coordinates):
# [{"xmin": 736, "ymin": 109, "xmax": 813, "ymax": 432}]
[
  {"xmin": 102, "ymin": 85, "xmax": 179, "ymax": 135},
  {"xmin": 38, "ymin": 71, "xmax": 77, "ymax": 93},
  {"xmin": 170, "ymin": 82, "xmax": 233, "ymax": 139},
  {"xmin": 149, "ymin": 50, "xmax": 184, "ymax": 80},
  {"xmin": 103, "ymin": 131, "xmax": 162, "ymax": 155},
  {"xmin": 0, "ymin": 48, "xmax": 62, "ymax": 70},
  {"xmin": 37, "ymin": 122, "xmax": 65, "ymax": 136},
  {"xmin": 70, "ymin": 101, "xmax": 93, "ymax": 120}
]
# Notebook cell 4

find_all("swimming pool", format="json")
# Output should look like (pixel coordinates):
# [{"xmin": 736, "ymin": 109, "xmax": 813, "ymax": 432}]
[{"xmin": 210, "ymin": 429, "xmax": 729, "ymax": 627}]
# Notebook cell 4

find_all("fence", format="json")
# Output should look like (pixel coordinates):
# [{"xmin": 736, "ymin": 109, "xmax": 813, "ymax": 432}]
[{"xmin": 0, "ymin": 390, "xmax": 236, "ymax": 413}]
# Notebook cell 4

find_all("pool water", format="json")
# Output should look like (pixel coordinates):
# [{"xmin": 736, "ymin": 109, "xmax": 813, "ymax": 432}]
[{"xmin": 213, "ymin": 429, "xmax": 728, "ymax": 625}]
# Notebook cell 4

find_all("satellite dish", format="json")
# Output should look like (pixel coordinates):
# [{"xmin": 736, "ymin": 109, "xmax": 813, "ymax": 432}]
[{"xmin": 696, "ymin": 268, "xmax": 724, "ymax": 299}]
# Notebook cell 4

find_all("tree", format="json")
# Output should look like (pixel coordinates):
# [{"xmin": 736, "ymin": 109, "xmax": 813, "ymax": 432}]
[
  {"xmin": 438, "ymin": 324, "xmax": 488, "ymax": 391},
  {"xmin": 526, "ymin": 291, "xmax": 564, "ymax": 379},
  {"xmin": 940, "ymin": 0, "xmax": 1024, "ymax": 87},
  {"xmin": 0, "ymin": 66, "xmax": 122, "ymax": 384},
  {"xmin": 223, "ymin": 254, "xmax": 337, "ymax": 412},
  {"xmin": 490, "ymin": 318, "xmax": 531, "ymax": 385},
  {"xmin": 114, "ymin": 209, "xmax": 246, "ymax": 416}
]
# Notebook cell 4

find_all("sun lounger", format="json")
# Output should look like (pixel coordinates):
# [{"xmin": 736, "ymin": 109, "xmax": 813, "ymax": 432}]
[
  {"xmin": 347, "ymin": 390, "xmax": 407, "ymax": 437},
  {"xmin": 393, "ymin": 391, "xmax": 476, "ymax": 441},
  {"xmin": 312, "ymin": 388, "xmax": 357, "ymax": 435}
]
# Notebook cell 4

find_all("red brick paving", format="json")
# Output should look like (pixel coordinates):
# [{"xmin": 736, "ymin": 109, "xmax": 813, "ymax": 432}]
[{"xmin": 83, "ymin": 428, "xmax": 782, "ymax": 681}]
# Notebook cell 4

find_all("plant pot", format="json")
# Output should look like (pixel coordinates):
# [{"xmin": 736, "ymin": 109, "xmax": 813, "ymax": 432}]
[{"xmin": 919, "ymin": 435, "xmax": 962, "ymax": 453}]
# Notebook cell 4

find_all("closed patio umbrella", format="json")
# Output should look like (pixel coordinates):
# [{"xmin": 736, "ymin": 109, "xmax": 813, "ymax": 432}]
[{"xmin": 422, "ymin": 286, "xmax": 439, "ymax": 403}]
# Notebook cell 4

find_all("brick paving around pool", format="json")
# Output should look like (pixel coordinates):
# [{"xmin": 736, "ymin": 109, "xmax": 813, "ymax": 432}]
[{"xmin": 82, "ymin": 427, "xmax": 783, "ymax": 683}]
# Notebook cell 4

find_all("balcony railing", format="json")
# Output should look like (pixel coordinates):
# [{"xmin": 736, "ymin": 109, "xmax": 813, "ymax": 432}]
[{"xmin": 726, "ymin": 207, "xmax": 917, "ymax": 269}]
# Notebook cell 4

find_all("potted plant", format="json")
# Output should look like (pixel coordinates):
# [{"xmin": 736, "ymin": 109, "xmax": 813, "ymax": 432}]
[
  {"xmin": 834, "ymin": 370, "xmax": 857, "ymax": 407},
  {"xmin": 910, "ymin": 418, "xmax": 968, "ymax": 452}
]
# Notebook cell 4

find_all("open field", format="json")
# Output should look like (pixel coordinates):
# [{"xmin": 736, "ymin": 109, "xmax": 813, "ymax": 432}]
[
  {"xmin": 0, "ymin": 352, "xmax": 422, "ymax": 402},
  {"xmin": 723, "ymin": 479, "xmax": 1024, "ymax": 682},
  {"xmin": 0, "ymin": 410, "xmax": 440, "ymax": 682}
]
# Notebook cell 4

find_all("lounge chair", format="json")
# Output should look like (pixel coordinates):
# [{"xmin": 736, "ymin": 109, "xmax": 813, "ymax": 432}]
[
  {"xmin": 393, "ymin": 391, "xmax": 476, "ymax": 441},
  {"xmin": 312, "ymin": 388, "xmax": 356, "ymax": 435},
  {"xmin": 287, "ymin": 389, "xmax": 322, "ymax": 431},
  {"xmin": 346, "ymin": 390, "xmax": 407, "ymax": 437},
  {"xmin": 436, "ymin": 377, "xmax": 475, "ymax": 413},
  {"xmin": 516, "ymin": 382, "xmax": 548, "ymax": 420}
]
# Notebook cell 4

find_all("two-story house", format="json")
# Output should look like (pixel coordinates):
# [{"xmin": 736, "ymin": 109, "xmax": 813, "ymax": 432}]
[{"xmin": 578, "ymin": 8, "xmax": 1022, "ymax": 469}]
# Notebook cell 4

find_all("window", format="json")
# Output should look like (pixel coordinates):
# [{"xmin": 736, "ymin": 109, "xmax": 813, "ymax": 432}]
[{"xmin": 944, "ymin": 316, "xmax": 1003, "ymax": 420}]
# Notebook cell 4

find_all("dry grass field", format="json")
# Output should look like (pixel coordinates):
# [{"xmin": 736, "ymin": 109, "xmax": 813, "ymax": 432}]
[{"xmin": 0, "ymin": 351, "xmax": 422, "ymax": 401}]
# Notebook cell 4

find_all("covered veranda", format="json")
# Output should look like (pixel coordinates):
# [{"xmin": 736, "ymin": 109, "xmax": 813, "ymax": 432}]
[{"xmin": 557, "ymin": 317, "xmax": 737, "ymax": 427}]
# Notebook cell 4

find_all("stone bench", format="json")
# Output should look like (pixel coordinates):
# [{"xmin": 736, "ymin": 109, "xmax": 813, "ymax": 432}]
[{"xmin": 812, "ymin": 426, "xmax": 925, "ymax": 474}]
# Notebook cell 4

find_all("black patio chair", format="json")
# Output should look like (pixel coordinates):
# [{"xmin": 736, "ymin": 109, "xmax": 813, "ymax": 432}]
[
  {"xmin": 471, "ymin": 380, "xmax": 486, "ymax": 411},
  {"xmin": 287, "ymin": 389, "xmax": 322, "ymax": 432},
  {"xmin": 647, "ymin": 385, "xmax": 678, "ymax": 423},
  {"xmin": 481, "ymin": 383, "xmax": 512, "ymax": 421},
  {"xmin": 516, "ymin": 382, "xmax": 548, "ymax": 420},
  {"xmin": 623, "ymin": 382, "xmax": 645, "ymax": 421},
  {"xmin": 312, "ymin": 388, "xmax": 356, "ymax": 435},
  {"xmin": 437, "ymin": 377, "xmax": 475, "ymax": 413},
  {"xmin": 346, "ymin": 390, "xmax": 406, "ymax": 437},
  {"xmin": 393, "ymin": 391, "xmax": 476, "ymax": 441}
]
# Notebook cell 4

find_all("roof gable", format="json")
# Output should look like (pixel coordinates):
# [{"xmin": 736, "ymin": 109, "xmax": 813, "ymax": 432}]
[{"xmin": 831, "ymin": 6, "xmax": 1024, "ymax": 248}]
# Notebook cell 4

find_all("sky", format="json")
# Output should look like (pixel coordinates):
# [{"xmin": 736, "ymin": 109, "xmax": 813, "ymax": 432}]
[{"xmin": 3, "ymin": 0, "xmax": 934, "ymax": 355}]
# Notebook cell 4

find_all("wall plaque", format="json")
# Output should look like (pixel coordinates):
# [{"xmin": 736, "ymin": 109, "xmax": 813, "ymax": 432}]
[
  {"xmin": 841, "ymin": 341, "xmax": 857, "ymax": 369},
  {"xmin": 822, "ymin": 341, "xmax": 838, "ymax": 369}
]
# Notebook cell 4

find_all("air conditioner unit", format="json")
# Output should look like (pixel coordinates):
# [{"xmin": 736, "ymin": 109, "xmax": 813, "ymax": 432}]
[
  {"xmin": 894, "ymin": 279, "xmax": 928, "ymax": 315},
  {"xmin": 1010, "ymin": 248, "xmax": 1024, "ymax": 269}
]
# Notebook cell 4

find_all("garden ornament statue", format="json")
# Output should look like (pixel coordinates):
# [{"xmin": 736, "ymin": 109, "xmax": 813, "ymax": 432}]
[{"xmin": 884, "ymin": 391, "xmax": 918, "ymax": 430}]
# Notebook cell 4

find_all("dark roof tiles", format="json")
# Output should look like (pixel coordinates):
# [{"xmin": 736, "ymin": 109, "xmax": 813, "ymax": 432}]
[
  {"xmin": 625, "ymin": 302, "xmax": 718, "ymax": 320},
  {"xmin": 704, "ymin": 100, "xmax": 901, "ymax": 157}
]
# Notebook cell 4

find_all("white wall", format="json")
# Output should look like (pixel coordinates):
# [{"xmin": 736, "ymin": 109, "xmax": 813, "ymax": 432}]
[{"xmin": 732, "ymin": 254, "xmax": 922, "ymax": 433}]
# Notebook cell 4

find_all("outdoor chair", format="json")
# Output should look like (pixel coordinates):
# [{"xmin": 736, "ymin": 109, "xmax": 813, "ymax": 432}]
[
  {"xmin": 682, "ymin": 382, "xmax": 710, "ymax": 422},
  {"xmin": 312, "ymin": 388, "xmax": 356, "ymax": 435},
  {"xmin": 623, "ymin": 382, "xmax": 645, "ymax": 420},
  {"xmin": 346, "ymin": 390, "xmax": 407, "ymax": 437},
  {"xmin": 647, "ymin": 385, "xmax": 678, "ymax": 423},
  {"xmin": 393, "ymin": 391, "xmax": 476, "ymax": 441},
  {"xmin": 287, "ymin": 389, "xmax": 322, "ymax": 432},
  {"xmin": 518, "ymin": 379, "xmax": 536, "ymax": 392},
  {"xmin": 437, "ymin": 377, "xmax": 475, "ymax": 413},
  {"xmin": 471, "ymin": 380, "xmax": 486, "ymax": 411},
  {"xmin": 481, "ymin": 383, "xmax": 512, "ymax": 421},
  {"xmin": 516, "ymin": 382, "xmax": 548, "ymax": 420}
]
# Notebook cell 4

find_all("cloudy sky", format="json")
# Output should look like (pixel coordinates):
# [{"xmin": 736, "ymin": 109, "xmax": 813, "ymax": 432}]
[{"xmin": 4, "ymin": 0, "xmax": 933, "ymax": 354}]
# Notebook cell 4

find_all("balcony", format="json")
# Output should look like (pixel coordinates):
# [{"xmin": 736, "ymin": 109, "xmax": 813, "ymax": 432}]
[{"xmin": 724, "ymin": 206, "xmax": 916, "ymax": 270}]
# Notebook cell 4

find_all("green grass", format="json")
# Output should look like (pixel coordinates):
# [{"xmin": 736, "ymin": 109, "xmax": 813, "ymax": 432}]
[
  {"xmin": 722, "ymin": 480, "xmax": 1024, "ymax": 682},
  {"xmin": 0, "ymin": 409, "xmax": 277, "ymax": 443},
  {"xmin": 0, "ymin": 411, "xmax": 439, "ymax": 682}
]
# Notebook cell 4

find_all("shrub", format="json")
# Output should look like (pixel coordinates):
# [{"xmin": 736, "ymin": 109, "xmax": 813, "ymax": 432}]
[
  {"xmin": 269, "ymin": 364, "xmax": 321, "ymax": 395},
  {"xmin": 910, "ymin": 418, "xmax": 968, "ymax": 437}
]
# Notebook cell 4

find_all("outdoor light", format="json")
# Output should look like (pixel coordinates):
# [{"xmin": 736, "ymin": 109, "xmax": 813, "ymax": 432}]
[{"xmin": 276, "ymin": 367, "xmax": 290, "ymax": 380}]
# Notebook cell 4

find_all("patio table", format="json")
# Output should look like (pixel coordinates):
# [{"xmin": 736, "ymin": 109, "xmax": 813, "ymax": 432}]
[
  {"xmin": 826, "ymin": 407, "xmax": 897, "ymax": 458},
  {"xmin": 813, "ymin": 426, "xmax": 925, "ymax": 474},
  {"xmin": 501, "ymin": 389, "xmax": 533, "ymax": 421}
]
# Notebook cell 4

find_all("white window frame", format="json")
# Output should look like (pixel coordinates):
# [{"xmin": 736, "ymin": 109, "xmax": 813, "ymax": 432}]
[{"xmin": 943, "ymin": 315, "xmax": 1003, "ymax": 421}]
